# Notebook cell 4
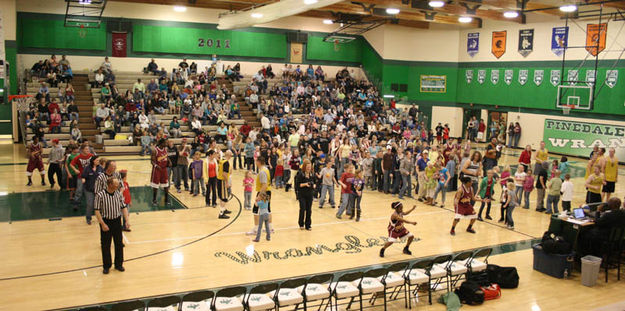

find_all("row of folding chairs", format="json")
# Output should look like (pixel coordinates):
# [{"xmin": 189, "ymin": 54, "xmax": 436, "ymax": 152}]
[{"xmin": 78, "ymin": 247, "xmax": 492, "ymax": 311}]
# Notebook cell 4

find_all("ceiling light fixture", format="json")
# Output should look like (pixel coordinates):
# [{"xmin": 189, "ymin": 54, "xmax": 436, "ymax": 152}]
[
  {"xmin": 458, "ymin": 16, "xmax": 473, "ymax": 23},
  {"xmin": 428, "ymin": 1, "xmax": 445, "ymax": 8},
  {"xmin": 386, "ymin": 8, "xmax": 400, "ymax": 14},
  {"xmin": 173, "ymin": 5, "xmax": 187, "ymax": 12},
  {"xmin": 304, "ymin": 0, "xmax": 318, "ymax": 4},
  {"xmin": 503, "ymin": 11, "xmax": 519, "ymax": 18},
  {"xmin": 323, "ymin": 19, "xmax": 334, "ymax": 24},
  {"xmin": 559, "ymin": 4, "xmax": 577, "ymax": 12},
  {"xmin": 251, "ymin": 12, "xmax": 264, "ymax": 18}
]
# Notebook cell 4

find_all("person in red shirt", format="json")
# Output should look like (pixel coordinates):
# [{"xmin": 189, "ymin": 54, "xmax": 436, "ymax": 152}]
[
  {"xmin": 518, "ymin": 145, "xmax": 532, "ymax": 172},
  {"xmin": 120, "ymin": 170, "xmax": 132, "ymax": 232},
  {"xmin": 151, "ymin": 138, "xmax": 171, "ymax": 205},
  {"xmin": 478, "ymin": 119, "xmax": 486, "ymax": 142},
  {"xmin": 48, "ymin": 100, "xmax": 59, "ymax": 118},
  {"xmin": 26, "ymin": 136, "xmax": 45, "ymax": 186},
  {"xmin": 336, "ymin": 164, "xmax": 355, "ymax": 219},
  {"xmin": 239, "ymin": 123, "xmax": 251, "ymax": 138},
  {"xmin": 70, "ymin": 143, "xmax": 94, "ymax": 209}
]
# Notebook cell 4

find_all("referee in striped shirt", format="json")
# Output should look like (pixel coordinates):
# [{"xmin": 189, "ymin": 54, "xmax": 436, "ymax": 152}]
[{"xmin": 95, "ymin": 177, "xmax": 129, "ymax": 274}]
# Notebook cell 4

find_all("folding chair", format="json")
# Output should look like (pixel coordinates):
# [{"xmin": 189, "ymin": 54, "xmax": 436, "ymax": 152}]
[
  {"xmin": 213, "ymin": 286, "xmax": 247, "ymax": 311},
  {"xmin": 330, "ymin": 272, "xmax": 362, "ymax": 310},
  {"xmin": 111, "ymin": 300, "xmax": 146, "ymax": 311},
  {"xmin": 272, "ymin": 278, "xmax": 307, "ymax": 310},
  {"xmin": 602, "ymin": 226, "xmax": 625, "ymax": 282},
  {"xmin": 78, "ymin": 307, "xmax": 106, "ymax": 311},
  {"xmin": 147, "ymin": 296, "xmax": 181, "ymax": 311},
  {"xmin": 401, "ymin": 259, "xmax": 433, "ymax": 308},
  {"xmin": 358, "ymin": 268, "xmax": 387, "ymax": 310},
  {"xmin": 300, "ymin": 274, "xmax": 333, "ymax": 311},
  {"xmin": 377, "ymin": 262, "xmax": 409, "ymax": 307},
  {"xmin": 181, "ymin": 291, "xmax": 214, "ymax": 311},
  {"xmin": 447, "ymin": 251, "xmax": 472, "ymax": 289},
  {"xmin": 466, "ymin": 248, "xmax": 492, "ymax": 273},
  {"xmin": 430, "ymin": 255, "xmax": 453, "ymax": 293},
  {"xmin": 244, "ymin": 283, "xmax": 278, "ymax": 311}
]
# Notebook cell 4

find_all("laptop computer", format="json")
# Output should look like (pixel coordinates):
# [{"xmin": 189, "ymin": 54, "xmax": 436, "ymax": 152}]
[{"xmin": 573, "ymin": 208, "xmax": 586, "ymax": 219}]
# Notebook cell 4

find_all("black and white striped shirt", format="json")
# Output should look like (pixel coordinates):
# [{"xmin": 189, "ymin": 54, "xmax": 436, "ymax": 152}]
[
  {"xmin": 94, "ymin": 189, "xmax": 126, "ymax": 219},
  {"xmin": 94, "ymin": 171, "xmax": 124, "ymax": 195}
]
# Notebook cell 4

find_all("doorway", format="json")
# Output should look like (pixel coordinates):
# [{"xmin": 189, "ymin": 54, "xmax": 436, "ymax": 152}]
[{"xmin": 487, "ymin": 111, "xmax": 508, "ymax": 142}]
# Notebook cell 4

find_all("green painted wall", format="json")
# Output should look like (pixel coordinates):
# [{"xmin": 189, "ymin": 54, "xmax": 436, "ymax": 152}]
[
  {"xmin": 133, "ymin": 24, "xmax": 287, "ymax": 59},
  {"xmin": 456, "ymin": 65, "xmax": 625, "ymax": 116},
  {"xmin": 306, "ymin": 35, "xmax": 362, "ymax": 63},
  {"xmin": 361, "ymin": 42, "xmax": 383, "ymax": 85},
  {"xmin": 18, "ymin": 17, "xmax": 107, "ymax": 50},
  {"xmin": 382, "ymin": 63, "xmax": 458, "ymax": 103}
]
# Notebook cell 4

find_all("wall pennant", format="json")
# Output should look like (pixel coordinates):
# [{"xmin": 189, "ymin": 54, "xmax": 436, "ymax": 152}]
[
  {"xmin": 518, "ymin": 69, "xmax": 528, "ymax": 85},
  {"xmin": 586, "ymin": 23, "xmax": 607, "ymax": 56},
  {"xmin": 518, "ymin": 29, "xmax": 534, "ymax": 57},
  {"xmin": 605, "ymin": 70, "xmax": 618, "ymax": 88},
  {"xmin": 478, "ymin": 70, "xmax": 486, "ymax": 84},
  {"xmin": 492, "ymin": 31, "xmax": 507, "ymax": 58},
  {"xmin": 567, "ymin": 69, "xmax": 578, "ymax": 86},
  {"xmin": 551, "ymin": 27, "xmax": 569, "ymax": 56},
  {"xmin": 550, "ymin": 70, "xmax": 561, "ymax": 86},
  {"xmin": 467, "ymin": 33, "xmax": 479, "ymax": 57},
  {"xmin": 534, "ymin": 69, "xmax": 544, "ymax": 86},
  {"xmin": 491, "ymin": 69, "xmax": 500, "ymax": 85},
  {"xmin": 586, "ymin": 70, "xmax": 596, "ymax": 87},
  {"xmin": 504, "ymin": 69, "xmax": 513, "ymax": 85},
  {"xmin": 466, "ymin": 69, "xmax": 473, "ymax": 84}
]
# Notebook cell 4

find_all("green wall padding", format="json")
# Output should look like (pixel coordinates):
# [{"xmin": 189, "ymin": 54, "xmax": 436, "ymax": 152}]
[
  {"xmin": 306, "ymin": 35, "xmax": 362, "ymax": 63},
  {"xmin": 133, "ymin": 25, "xmax": 287, "ymax": 59},
  {"xmin": 19, "ymin": 18, "xmax": 106, "ymax": 50}
]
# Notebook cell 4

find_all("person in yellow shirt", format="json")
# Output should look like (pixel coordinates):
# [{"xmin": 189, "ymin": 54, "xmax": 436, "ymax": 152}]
[
  {"xmin": 603, "ymin": 147, "xmax": 618, "ymax": 201},
  {"xmin": 533, "ymin": 141, "xmax": 549, "ymax": 176},
  {"xmin": 247, "ymin": 155, "xmax": 273, "ymax": 236},
  {"xmin": 585, "ymin": 166, "xmax": 606, "ymax": 204}
]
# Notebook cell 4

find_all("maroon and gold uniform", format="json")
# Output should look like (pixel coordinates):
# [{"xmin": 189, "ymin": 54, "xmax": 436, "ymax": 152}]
[
  {"xmin": 26, "ymin": 142, "xmax": 45, "ymax": 176},
  {"xmin": 150, "ymin": 146, "xmax": 169, "ymax": 188}
]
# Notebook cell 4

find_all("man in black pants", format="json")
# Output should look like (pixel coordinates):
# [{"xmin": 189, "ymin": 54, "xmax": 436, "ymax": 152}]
[{"xmin": 94, "ymin": 177, "xmax": 129, "ymax": 274}]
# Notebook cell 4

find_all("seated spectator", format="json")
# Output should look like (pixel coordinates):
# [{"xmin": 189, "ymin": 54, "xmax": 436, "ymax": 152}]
[
  {"xmin": 190, "ymin": 62, "xmax": 197, "ymax": 74},
  {"xmin": 37, "ymin": 98, "xmax": 50, "ymax": 122},
  {"xmin": 94, "ymin": 69, "xmax": 105, "ymax": 87},
  {"xmin": 132, "ymin": 124, "xmax": 142, "ymax": 146},
  {"xmin": 103, "ymin": 116, "xmax": 116, "ymax": 139},
  {"xmin": 225, "ymin": 65, "xmax": 238, "ymax": 82},
  {"xmin": 70, "ymin": 120, "xmax": 82, "ymax": 141},
  {"xmin": 47, "ymin": 70, "xmax": 59, "ymax": 87},
  {"xmin": 64, "ymin": 83, "xmax": 75, "ymax": 102},
  {"xmin": 36, "ymin": 82, "xmax": 50, "ymax": 102},
  {"xmin": 179, "ymin": 58, "xmax": 189, "ymax": 75},
  {"xmin": 170, "ymin": 116, "xmax": 182, "ymax": 138},
  {"xmin": 266, "ymin": 64, "xmax": 275, "ymax": 79},
  {"xmin": 101, "ymin": 56, "xmax": 113, "ymax": 74},
  {"xmin": 95, "ymin": 104, "xmax": 109, "ymax": 127},
  {"xmin": 147, "ymin": 79, "xmax": 158, "ymax": 94},
  {"xmin": 49, "ymin": 109, "xmax": 62, "ymax": 133},
  {"xmin": 146, "ymin": 58, "xmax": 159, "ymax": 75},
  {"xmin": 133, "ymin": 78, "xmax": 146, "ymax": 96},
  {"xmin": 61, "ymin": 64, "xmax": 73, "ymax": 83},
  {"xmin": 216, "ymin": 121, "xmax": 228, "ymax": 143},
  {"xmin": 230, "ymin": 101, "xmax": 241, "ymax": 119},
  {"xmin": 306, "ymin": 64, "xmax": 315, "ymax": 80},
  {"xmin": 253, "ymin": 70, "xmax": 267, "ymax": 94},
  {"xmin": 580, "ymin": 197, "xmax": 625, "ymax": 256},
  {"xmin": 59, "ymin": 55, "xmax": 70, "ymax": 67},
  {"xmin": 48, "ymin": 99, "xmax": 59, "ymax": 118},
  {"xmin": 140, "ymin": 129, "xmax": 152, "ymax": 156},
  {"xmin": 31, "ymin": 60, "xmax": 45, "ymax": 76},
  {"xmin": 249, "ymin": 91, "xmax": 259, "ymax": 108},
  {"xmin": 315, "ymin": 66, "xmax": 325, "ymax": 81},
  {"xmin": 101, "ymin": 83, "xmax": 112, "ymax": 102}
]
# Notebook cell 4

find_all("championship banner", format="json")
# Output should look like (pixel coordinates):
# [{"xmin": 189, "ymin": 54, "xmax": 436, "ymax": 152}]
[
  {"xmin": 420, "ymin": 75, "xmax": 446, "ymax": 93},
  {"xmin": 551, "ymin": 27, "xmax": 569, "ymax": 56},
  {"xmin": 550, "ymin": 69, "xmax": 561, "ymax": 86},
  {"xmin": 467, "ymin": 33, "xmax": 479, "ymax": 57},
  {"xmin": 567, "ymin": 69, "xmax": 578, "ymax": 86},
  {"xmin": 586, "ymin": 69, "xmax": 596, "ymax": 86},
  {"xmin": 112, "ymin": 32, "xmax": 127, "ymax": 57},
  {"xmin": 519, "ymin": 69, "xmax": 528, "ymax": 85},
  {"xmin": 605, "ymin": 70, "xmax": 618, "ymax": 88},
  {"xmin": 478, "ymin": 70, "xmax": 486, "ymax": 84},
  {"xmin": 534, "ymin": 69, "xmax": 544, "ymax": 86},
  {"xmin": 543, "ymin": 119, "xmax": 625, "ymax": 159},
  {"xmin": 466, "ymin": 69, "xmax": 473, "ymax": 84},
  {"xmin": 491, "ymin": 69, "xmax": 500, "ymax": 85},
  {"xmin": 504, "ymin": 69, "xmax": 513, "ymax": 85},
  {"xmin": 586, "ymin": 23, "xmax": 607, "ymax": 56},
  {"xmin": 492, "ymin": 31, "xmax": 507, "ymax": 59},
  {"xmin": 518, "ymin": 29, "xmax": 534, "ymax": 57}
]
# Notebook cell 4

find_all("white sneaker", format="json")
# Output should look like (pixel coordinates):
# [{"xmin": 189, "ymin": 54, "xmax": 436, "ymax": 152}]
[{"xmin": 246, "ymin": 230, "xmax": 257, "ymax": 236}]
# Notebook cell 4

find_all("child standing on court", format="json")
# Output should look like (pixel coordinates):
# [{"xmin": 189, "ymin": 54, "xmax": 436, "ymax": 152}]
[
  {"xmin": 190, "ymin": 152, "xmax": 206, "ymax": 197},
  {"xmin": 560, "ymin": 174, "xmax": 573, "ymax": 212},
  {"xmin": 243, "ymin": 170, "xmax": 254, "ymax": 210},
  {"xmin": 120, "ymin": 170, "xmax": 132, "ymax": 232},
  {"xmin": 503, "ymin": 181, "xmax": 518, "ymax": 230},
  {"xmin": 522, "ymin": 169, "xmax": 534, "ymax": 209},
  {"xmin": 253, "ymin": 192, "xmax": 271, "ymax": 242},
  {"xmin": 350, "ymin": 169, "xmax": 365, "ymax": 221}
]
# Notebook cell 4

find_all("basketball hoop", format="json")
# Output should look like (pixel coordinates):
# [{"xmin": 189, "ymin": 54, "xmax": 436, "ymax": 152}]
[
  {"xmin": 333, "ymin": 39, "xmax": 340, "ymax": 52},
  {"xmin": 10, "ymin": 95, "xmax": 35, "ymax": 112},
  {"xmin": 78, "ymin": 24, "xmax": 86, "ymax": 38},
  {"xmin": 562, "ymin": 104, "xmax": 575, "ymax": 115}
]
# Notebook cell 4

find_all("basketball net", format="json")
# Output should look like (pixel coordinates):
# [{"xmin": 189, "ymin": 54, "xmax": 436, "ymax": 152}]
[{"xmin": 334, "ymin": 39, "xmax": 340, "ymax": 52}]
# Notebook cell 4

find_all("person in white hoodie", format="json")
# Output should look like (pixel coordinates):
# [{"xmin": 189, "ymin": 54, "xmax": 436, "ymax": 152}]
[{"xmin": 560, "ymin": 173, "xmax": 574, "ymax": 212}]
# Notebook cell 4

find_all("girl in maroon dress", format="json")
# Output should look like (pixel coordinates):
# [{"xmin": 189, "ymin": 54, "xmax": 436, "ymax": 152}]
[
  {"xmin": 380, "ymin": 202, "xmax": 417, "ymax": 257},
  {"xmin": 451, "ymin": 176, "xmax": 481, "ymax": 235}
]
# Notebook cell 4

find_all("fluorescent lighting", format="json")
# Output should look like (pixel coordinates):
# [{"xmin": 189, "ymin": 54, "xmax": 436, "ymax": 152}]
[
  {"xmin": 386, "ymin": 8, "xmax": 400, "ymax": 14},
  {"xmin": 559, "ymin": 4, "xmax": 577, "ymax": 12},
  {"xmin": 458, "ymin": 16, "xmax": 473, "ymax": 23},
  {"xmin": 428, "ymin": 0, "xmax": 445, "ymax": 8},
  {"xmin": 173, "ymin": 5, "xmax": 187, "ymax": 12},
  {"xmin": 323, "ymin": 19, "xmax": 334, "ymax": 24},
  {"xmin": 251, "ymin": 12, "xmax": 263, "ymax": 18},
  {"xmin": 79, "ymin": 0, "xmax": 92, "ymax": 4},
  {"xmin": 503, "ymin": 11, "xmax": 519, "ymax": 18},
  {"xmin": 304, "ymin": 0, "xmax": 318, "ymax": 4},
  {"xmin": 383, "ymin": 94, "xmax": 395, "ymax": 98}
]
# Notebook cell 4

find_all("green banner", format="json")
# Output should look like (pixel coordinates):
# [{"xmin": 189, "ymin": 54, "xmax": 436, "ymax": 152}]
[{"xmin": 543, "ymin": 118, "xmax": 625, "ymax": 159}]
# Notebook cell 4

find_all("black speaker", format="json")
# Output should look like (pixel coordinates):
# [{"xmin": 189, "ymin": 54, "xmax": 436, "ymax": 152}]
[
  {"xmin": 287, "ymin": 32, "xmax": 308, "ymax": 43},
  {"xmin": 399, "ymin": 84, "xmax": 408, "ymax": 92},
  {"xmin": 391, "ymin": 83, "xmax": 399, "ymax": 91},
  {"xmin": 106, "ymin": 20, "xmax": 132, "ymax": 33}
]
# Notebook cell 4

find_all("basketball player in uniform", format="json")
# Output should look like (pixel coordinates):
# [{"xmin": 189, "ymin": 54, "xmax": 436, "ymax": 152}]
[
  {"xmin": 26, "ymin": 136, "xmax": 46, "ymax": 186},
  {"xmin": 217, "ymin": 150, "xmax": 233, "ymax": 219},
  {"xmin": 379, "ymin": 201, "xmax": 417, "ymax": 257},
  {"xmin": 602, "ymin": 148, "xmax": 618, "ymax": 201},
  {"xmin": 151, "ymin": 139, "xmax": 171, "ymax": 205},
  {"xmin": 451, "ymin": 176, "xmax": 481, "ymax": 235}
]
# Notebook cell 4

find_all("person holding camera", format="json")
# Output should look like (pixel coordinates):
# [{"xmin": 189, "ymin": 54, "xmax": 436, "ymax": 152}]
[{"xmin": 295, "ymin": 159, "xmax": 315, "ymax": 230}]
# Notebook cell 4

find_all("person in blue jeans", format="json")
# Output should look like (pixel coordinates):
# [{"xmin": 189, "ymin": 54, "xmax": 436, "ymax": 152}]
[
  {"xmin": 336, "ymin": 164, "xmax": 355, "ymax": 219},
  {"xmin": 504, "ymin": 181, "xmax": 518, "ymax": 230},
  {"xmin": 318, "ymin": 161, "xmax": 337, "ymax": 208},
  {"xmin": 253, "ymin": 193, "xmax": 271, "ymax": 242}
]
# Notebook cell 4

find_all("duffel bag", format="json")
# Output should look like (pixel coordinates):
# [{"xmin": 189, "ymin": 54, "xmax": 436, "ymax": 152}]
[
  {"xmin": 454, "ymin": 281, "xmax": 484, "ymax": 305},
  {"xmin": 486, "ymin": 264, "xmax": 519, "ymax": 289},
  {"xmin": 480, "ymin": 283, "xmax": 502, "ymax": 300}
]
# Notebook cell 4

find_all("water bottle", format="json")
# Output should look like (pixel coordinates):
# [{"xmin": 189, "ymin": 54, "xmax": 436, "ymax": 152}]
[{"xmin": 563, "ymin": 268, "xmax": 569, "ymax": 279}]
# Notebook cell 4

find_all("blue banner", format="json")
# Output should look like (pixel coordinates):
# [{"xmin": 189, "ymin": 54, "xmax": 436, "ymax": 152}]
[
  {"xmin": 467, "ymin": 32, "xmax": 479, "ymax": 57},
  {"xmin": 551, "ymin": 26, "xmax": 569, "ymax": 56}
]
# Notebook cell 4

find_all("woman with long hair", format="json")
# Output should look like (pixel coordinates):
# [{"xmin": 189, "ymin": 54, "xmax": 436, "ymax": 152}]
[{"xmin": 295, "ymin": 160, "xmax": 315, "ymax": 230}]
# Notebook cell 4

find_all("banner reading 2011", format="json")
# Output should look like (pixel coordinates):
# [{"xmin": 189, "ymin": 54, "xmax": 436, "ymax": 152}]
[{"xmin": 543, "ymin": 119, "xmax": 625, "ymax": 159}]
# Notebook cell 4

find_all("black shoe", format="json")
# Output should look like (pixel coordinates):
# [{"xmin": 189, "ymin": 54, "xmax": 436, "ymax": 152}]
[
  {"xmin": 403, "ymin": 247, "xmax": 412, "ymax": 255},
  {"xmin": 224, "ymin": 210, "xmax": 232, "ymax": 214},
  {"xmin": 103, "ymin": 268, "xmax": 109, "ymax": 274},
  {"xmin": 26, "ymin": 181, "xmax": 32, "ymax": 186},
  {"xmin": 379, "ymin": 248, "xmax": 385, "ymax": 258},
  {"xmin": 115, "ymin": 266, "xmax": 125, "ymax": 272},
  {"xmin": 218, "ymin": 213, "xmax": 230, "ymax": 219},
  {"xmin": 466, "ymin": 228, "xmax": 476, "ymax": 234},
  {"xmin": 477, "ymin": 216, "xmax": 484, "ymax": 222},
  {"xmin": 86, "ymin": 219, "xmax": 92, "ymax": 225},
  {"xmin": 152, "ymin": 200, "xmax": 158, "ymax": 206},
  {"xmin": 50, "ymin": 183, "xmax": 55, "ymax": 189},
  {"xmin": 41, "ymin": 181, "xmax": 46, "ymax": 186},
  {"xmin": 485, "ymin": 215, "xmax": 492, "ymax": 220}
]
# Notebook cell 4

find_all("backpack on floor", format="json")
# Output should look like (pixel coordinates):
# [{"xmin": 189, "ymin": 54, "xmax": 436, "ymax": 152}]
[
  {"xmin": 468, "ymin": 271, "xmax": 491, "ymax": 287},
  {"xmin": 454, "ymin": 281, "xmax": 484, "ymax": 305},
  {"xmin": 480, "ymin": 283, "xmax": 502, "ymax": 300},
  {"xmin": 486, "ymin": 264, "xmax": 519, "ymax": 289}
]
